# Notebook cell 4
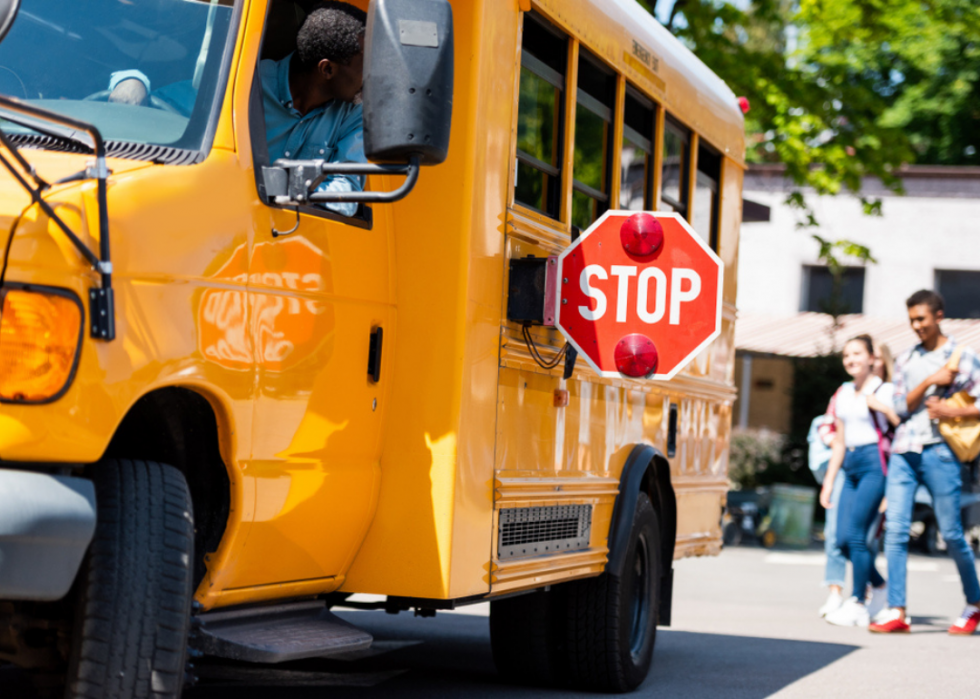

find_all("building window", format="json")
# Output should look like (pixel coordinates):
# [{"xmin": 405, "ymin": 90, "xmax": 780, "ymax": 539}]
[
  {"xmin": 801, "ymin": 265, "xmax": 865, "ymax": 314},
  {"xmin": 620, "ymin": 85, "xmax": 655, "ymax": 211},
  {"xmin": 935, "ymin": 270, "xmax": 980, "ymax": 318},
  {"xmin": 692, "ymin": 142, "xmax": 721, "ymax": 251},
  {"xmin": 571, "ymin": 49, "xmax": 615, "ymax": 230},
  {"xmin": 514, "ymin": 14, "xmax": 567, "ymax": 218},
  {"xmin": 660, "ymin": 116, "xmax": 689, "ymax": 217}
]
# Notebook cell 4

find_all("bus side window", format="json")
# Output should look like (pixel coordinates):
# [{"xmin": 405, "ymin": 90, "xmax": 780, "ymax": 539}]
[
  {"xmin": 620, "ymin": 85, "xmax": 656, "ymax": 211},
  {"xmin": 693, "ymin": 142, "xmax": 722, "ymax": 251},
  {"xmin": 514, "ymin": 13, "xmax": 567, "ymax": 218},
  {"xmin": 571, "ymin": 49, "xmax": 615, "ymax": 230},
  {"xmin": 250, "ymin": 0, "xmax": 372, "ymax": 224},
  {"xmin": 660, "ymin": 116, "xmax": 689, "ymax": 217}
]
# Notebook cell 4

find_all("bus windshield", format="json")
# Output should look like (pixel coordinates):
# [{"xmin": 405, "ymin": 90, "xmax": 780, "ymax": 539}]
[{"xmin": 0, "ymin": 0, "xmax": 237, "ymax": 156}]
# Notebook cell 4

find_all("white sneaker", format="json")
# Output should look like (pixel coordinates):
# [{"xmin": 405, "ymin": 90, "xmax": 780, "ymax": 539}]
[
  {"xmin": 819, "ymin": 590, "xmax": 845, "ymax": 618},
  {"xmin": 825, "ymin": 597, "xmax": 871, "ymax": 627},
  {"xmin": 866, "ymin": 583, "xmax": 888, "ymax": 620}
]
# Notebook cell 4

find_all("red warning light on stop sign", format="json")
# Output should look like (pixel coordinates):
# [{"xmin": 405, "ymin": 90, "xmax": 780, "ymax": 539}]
[{"xmin": 555, "ymin": 211, "xmax": 723, "ymax": 380}]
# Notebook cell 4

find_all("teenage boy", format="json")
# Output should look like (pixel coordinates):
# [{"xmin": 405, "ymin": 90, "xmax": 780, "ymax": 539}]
[{"xmin": 870, "ymin": 290, "xmax": 980, "ymax": 634}]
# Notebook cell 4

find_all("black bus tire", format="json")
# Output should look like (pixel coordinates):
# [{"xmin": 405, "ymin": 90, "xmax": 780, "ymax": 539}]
[
  {"xmin": 562, "ymin": 492, "xmax": 661, "ymax": 693},
  {"xmin": 65, "ymin": 459, "xmax": 195, "ymax": 699}
]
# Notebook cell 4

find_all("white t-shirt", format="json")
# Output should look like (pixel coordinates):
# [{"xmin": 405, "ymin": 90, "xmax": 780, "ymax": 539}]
[{"xmin": 835, "ymin": 376, "xmax": 894, "ymax": 448}]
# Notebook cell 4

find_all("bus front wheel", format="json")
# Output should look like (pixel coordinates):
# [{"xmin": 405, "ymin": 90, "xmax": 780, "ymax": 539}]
[{"xmin": 64, "ymin": 459, "xmax": 195, "ymax": 699}]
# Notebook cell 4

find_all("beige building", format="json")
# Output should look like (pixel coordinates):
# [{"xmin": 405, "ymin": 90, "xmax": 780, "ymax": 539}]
[
  {"xmin": 735, "ymin": 164, "xmax": 980, "ymax": 434},
  {"xmin": 732, "ymin": 352, "xmax": 793, "ymax": 433},
  {"xmin": 733, "ymin": 313, "xmax": 980, "ymax": 433}
]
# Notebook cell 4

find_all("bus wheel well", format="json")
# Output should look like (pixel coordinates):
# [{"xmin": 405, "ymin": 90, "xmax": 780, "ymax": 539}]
[
  {"xmin": 642, "ymin": 453, "xmax": 677, "ymax": 569},
  {"xmin": 607, "ymin": 445, "xmax": 677, "ymax": 625},
  {"xmin": 101, "ymin": 387, "xmax": 230, "ymax": 589}
]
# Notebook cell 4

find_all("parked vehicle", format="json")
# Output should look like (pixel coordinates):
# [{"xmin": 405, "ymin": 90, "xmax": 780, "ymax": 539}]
[{"xmin": 723, "ymin": 489, "xmax": 775, "ymax": 548}]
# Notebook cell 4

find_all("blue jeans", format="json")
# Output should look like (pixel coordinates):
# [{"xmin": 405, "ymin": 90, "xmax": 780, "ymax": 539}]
[
  {"xmin": 885, "ymin": 443, "xmax": 980, "ymax": 608},
  {"xmin": 837, "ymin": 444, "xmax": 886, "ymax": 598},
  {"xmin": 823, "ymin": 470, "xmax": 847, "ymax": 587}
]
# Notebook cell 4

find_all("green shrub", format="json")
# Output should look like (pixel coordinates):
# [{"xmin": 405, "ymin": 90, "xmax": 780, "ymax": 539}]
[{"xmin": 729, "ymin": 428, "xmax": 786, "ymax": 490}]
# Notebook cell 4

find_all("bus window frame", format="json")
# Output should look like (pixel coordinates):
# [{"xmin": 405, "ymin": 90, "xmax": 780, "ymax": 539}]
[
  {"xmin": 694, "ymin": 169, "xmax": 719, "ymax": 251},
  {"xmin": 513, "ymin": 12, "xmax": 568, "ymax": 220},
  {"xmin": 659, "ymin": 115, "xmax": 690, "ymax": 218},
  {"xmin": 619, "ymin": 82, "xmax": 657, "ymax": 211},
  {"xmin": 570, "ymin": 47, "xmax": 615, "ymax": 230},
  {"xmin": 695, "ymin": 139, "xmax": 722, "ymax": 251}
]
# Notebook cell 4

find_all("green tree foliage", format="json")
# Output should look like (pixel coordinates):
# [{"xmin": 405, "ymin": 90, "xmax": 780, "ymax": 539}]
[
  {"xmin": 802, "ymin": 0, "xmax": 980, "ymax": 166},
  {"xmin": 638, "ymin": 0, "xmax": 980, "ymax": 266}
]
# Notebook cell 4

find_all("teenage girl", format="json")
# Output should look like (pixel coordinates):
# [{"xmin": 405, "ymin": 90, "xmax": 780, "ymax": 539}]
[{"xmin": 820, "ymin": 335, "xmax": 899, "ymax": 627}]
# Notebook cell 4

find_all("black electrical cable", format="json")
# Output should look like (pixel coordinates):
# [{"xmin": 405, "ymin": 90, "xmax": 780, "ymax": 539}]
[{"xmin": 522, "ymin": 323, "xmax": 567, "ymax": 370}]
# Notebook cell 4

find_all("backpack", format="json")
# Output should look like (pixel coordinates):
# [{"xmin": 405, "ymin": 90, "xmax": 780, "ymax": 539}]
[{"xmin": 807, "ymin": 413, "xmax": 836, "ymax": 484}]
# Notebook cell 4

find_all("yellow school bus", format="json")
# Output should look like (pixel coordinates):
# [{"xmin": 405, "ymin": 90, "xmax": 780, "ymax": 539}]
[{"xmin": 0, "ymin": 0, "xmax": 743, "ymax": 695}]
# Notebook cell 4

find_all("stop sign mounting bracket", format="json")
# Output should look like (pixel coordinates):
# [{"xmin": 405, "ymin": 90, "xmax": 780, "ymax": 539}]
[{"xmin": 506, "ymin": 255, "xmax": 559, "ymax": 327}]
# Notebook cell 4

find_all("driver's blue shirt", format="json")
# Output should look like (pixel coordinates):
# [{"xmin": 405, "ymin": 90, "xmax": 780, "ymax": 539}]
[
  {"xmin": 260, "ymin": 53, "xmax": 365, "ymax": 217},
  {"xmin": 109, "ymin": 54, "xmax": 365, "ymax": 216}
]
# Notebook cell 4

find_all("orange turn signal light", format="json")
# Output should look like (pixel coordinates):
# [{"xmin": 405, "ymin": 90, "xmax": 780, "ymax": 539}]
[{"xmin": 0, "ymin": 288, "xmax": 82, "ymax": 402}]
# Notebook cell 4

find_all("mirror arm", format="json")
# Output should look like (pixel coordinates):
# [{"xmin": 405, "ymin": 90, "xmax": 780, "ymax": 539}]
[
  {"xmin": 0, "ymin": 94, "xmax": 115, "ymax": 340},
  {"xmin": 264, "ymin": 156, "xmax": 421, "ymax": 206},
  {"xmin": 308, "ymin": 158, "xmax": 420, "ymax": 204}
]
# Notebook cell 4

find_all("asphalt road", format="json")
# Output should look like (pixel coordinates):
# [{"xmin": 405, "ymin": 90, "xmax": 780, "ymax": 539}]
[{"xmin": 5, "ymin": 546, "xmax": 977, "ymax": 697}]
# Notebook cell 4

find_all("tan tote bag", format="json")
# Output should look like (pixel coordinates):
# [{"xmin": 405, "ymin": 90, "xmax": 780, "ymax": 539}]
[{"xmin": 938, "ymin": 347, "xmax": 980, "ymax": 463}]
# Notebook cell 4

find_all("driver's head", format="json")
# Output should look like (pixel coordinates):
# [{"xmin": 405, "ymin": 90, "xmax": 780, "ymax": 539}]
[{"xmin": 295, "ymin": 2, "xmax": 366, "ymax": 104}]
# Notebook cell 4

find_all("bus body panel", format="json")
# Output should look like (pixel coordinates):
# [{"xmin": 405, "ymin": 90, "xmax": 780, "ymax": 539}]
[{"xmin": 0, "ymin": 0, "xmax": 743, "ymax": 609}]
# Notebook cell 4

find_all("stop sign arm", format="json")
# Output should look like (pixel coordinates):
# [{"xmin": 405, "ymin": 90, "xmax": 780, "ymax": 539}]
[{"xmin": 553, "ymin": 211, "xmax": 724, "ymax": 381}]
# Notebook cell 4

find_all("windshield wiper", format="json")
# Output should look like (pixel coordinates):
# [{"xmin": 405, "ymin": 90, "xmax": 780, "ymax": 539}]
[
  {"xmin": 0, "ymin": 94, "xmax": 114, "ymax": 340},
  {"xmin": 0, "ymin": 110, "xmax": 96, "ymax": 154}
]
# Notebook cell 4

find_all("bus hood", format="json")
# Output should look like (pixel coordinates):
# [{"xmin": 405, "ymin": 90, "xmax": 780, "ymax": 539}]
[{"xmin": 0, "ymin": 150, "xmax": 153, "ymax": 278}]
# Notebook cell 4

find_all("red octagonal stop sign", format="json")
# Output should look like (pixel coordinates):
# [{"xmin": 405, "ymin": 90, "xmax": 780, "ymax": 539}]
[{"xmin": 555, "ymin": 210, "xmax": 723, "ymax": 380}]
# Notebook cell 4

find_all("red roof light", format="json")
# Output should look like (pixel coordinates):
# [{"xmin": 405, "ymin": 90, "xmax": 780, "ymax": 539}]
[{"xmin": 620, "ymin": 213, "xmax": 664, "ymax": 257}]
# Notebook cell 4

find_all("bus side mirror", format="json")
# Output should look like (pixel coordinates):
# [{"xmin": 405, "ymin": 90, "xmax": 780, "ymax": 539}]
[
  {"xmin": 0, "ymin": 0, "xmax": 20, "ymax": 44},
  {"xmin": 363, "ymin": 0, "xmax": 453, "ymax": 166}
]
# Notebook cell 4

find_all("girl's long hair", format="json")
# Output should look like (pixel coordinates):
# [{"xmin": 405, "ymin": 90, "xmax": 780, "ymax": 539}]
[{"xmin": 876, "ymin": 342, "xmax": 894, "ymax": 383}]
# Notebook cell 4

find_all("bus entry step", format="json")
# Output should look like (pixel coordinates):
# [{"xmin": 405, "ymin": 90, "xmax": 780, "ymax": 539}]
[{"xmin": 193, "ymin": 599, "xmax": 373, "ymax": 663}]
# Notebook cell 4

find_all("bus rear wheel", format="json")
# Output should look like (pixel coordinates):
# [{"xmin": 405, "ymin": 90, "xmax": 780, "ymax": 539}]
[
  {"xmin": 562, "ymin": 492, "xmax": 661, "ymax": 692},
  {"xmin": 64, "ymin": 459, "xmax": 195, "ymax": 699}
]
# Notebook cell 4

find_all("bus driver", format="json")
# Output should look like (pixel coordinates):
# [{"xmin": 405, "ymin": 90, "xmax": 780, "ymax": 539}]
[{"xmin": 108, "ymin": 1, "xmax": 368, "ymax": 217}]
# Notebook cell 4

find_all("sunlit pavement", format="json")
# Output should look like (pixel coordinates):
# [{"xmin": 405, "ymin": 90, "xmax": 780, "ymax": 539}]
[
  {"xmin": 5, "ymin": 546, "xmax": 977, "ymax": 697},
  {"xmin": 185, "ymin": 546, "xmax": 976, "ymax": 698}
]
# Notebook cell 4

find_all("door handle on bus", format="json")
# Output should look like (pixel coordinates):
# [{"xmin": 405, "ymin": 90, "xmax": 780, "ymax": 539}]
[
  {"xmin": 367, "ymin": 327, "xmax": 383, "ymax": 383},
  {"xmin": 667, "ymin": 403, "xmax": 678, "ymax": 458}
]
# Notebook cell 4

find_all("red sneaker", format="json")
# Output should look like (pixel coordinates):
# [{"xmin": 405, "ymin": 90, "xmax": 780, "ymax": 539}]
[
  {"xmin": 948, "ymin": 607, "xmax": 980, "ymax": 636},
  {"xmin": 869, "ymin": 609, "xmax": 910, "ymax": 634}
]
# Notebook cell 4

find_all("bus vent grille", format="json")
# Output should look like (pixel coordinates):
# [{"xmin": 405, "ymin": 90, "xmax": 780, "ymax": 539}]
[{"xmin": 497, "ymin": 505, "xmax": 592, "ymax": 560}]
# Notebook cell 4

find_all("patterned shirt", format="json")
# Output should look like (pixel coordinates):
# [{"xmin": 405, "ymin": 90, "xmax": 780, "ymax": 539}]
[
  {"xmin": 891, "ymin": 335, "xmax": 980, "ymax": 454},
  {"xmin": 260, "ymin": 53, "xmax": 365, "ymax": 217}
]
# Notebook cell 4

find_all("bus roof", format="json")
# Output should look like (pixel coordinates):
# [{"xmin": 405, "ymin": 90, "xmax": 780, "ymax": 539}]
[{"xmin": 535, "ymin": 0, "xmax": 746, "ymax": 165}]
